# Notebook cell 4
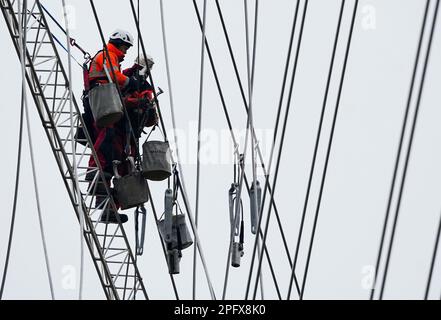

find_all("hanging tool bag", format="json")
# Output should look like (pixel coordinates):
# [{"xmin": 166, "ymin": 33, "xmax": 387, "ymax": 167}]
[
  {"xmin": 88, "ymin": 83, "xmax": 123, "ymax": 128},
  {"xmin": 113, "ymin": 158, "xmax": 149, "ymax": 210},
  {"xmin": 158, "ymin": 189, "xmax": 193, "ymax": 250},
  {"xmin": 158, "ymin": 214, "xmax": 193, "ymax": 250},
  {"xmin": 142, "ymin": 140, "xmax": 172, "ymax": 181}
]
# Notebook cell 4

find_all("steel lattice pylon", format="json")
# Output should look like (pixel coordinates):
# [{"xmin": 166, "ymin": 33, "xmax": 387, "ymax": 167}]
[{"xmin": 0, "ymin": 0, "xmax": 148, "ymax": 300}]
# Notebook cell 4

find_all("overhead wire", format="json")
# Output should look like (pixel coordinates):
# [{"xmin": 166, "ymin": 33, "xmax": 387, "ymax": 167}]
[
  {"xmin": 191, "ymin": 0, "xmax": 284, "ymax": 300},
  {"xmin": 193, "ymin": 0, "xmax": 208, "ymax": 300},
  {"xmin": 23, "ymin": 0, "xmax": 55, "ymax": 299},
  {"xmin": 244, "ymin": 0, "xmax": 264, "ymax": 300},
  {"xmin": 88, "ymin": 0, "xmax": 153, "ymax": 300},
  {"xmin": 299, "ymin": 0, "xmax": 359, "ymax": 300},
  {"xmin": 0, "ymin": 0, "xmax": 27, "ymax": 299},
  {"xmin": 158, "ymin": 0, "xmax": 192, "ymax": 300},
  {"xmin": 130, "ymin": 0, "xmax": 216, "ymax": 299},
  {"xmin": 425, "ymin": 209, "xmax": 441, "ymax": 299},
  {"xmin": 214, "ymin": 0, "xmax": 300, "ymax": 295},
  {"xmin": 370, "ymin": 0, "xmax": 431, "ymax": 300},
  {"xmin": 62, "ymin": 0, "xmax": 84, "ymax": 300},
  {"xmin": 245, "ymin": 0, "xmax": 304, "ymax": 300},
  {"xmin": 126, "ymin": 0, "xmax": 180, "ymax": 299},
  {"xmin": 2, "ymin": 0, "xmax": 439, "ymax": 301},
  {"xmin": 286, "ymin": 0, "xmax": 345, "ymax": 300},
  {"xmin": 23, "ymin": 4, "xmax": 83, "ymax": 67},
  {"xmin": 379, "ymin": 0, "xmax": 440, "ymax": 299},
  {"xmin": 40, "ymin": 3, "xmax": 90, "ymax": 59},
  {"xmin": 1, "ymin": 0, "xmax": 55, "ymax": 300}
]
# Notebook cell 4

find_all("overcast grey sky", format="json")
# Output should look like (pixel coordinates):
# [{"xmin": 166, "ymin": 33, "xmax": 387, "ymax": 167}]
[{"xmin": 1, "ymin": 0, "xmax": 440, "ymax": 300}]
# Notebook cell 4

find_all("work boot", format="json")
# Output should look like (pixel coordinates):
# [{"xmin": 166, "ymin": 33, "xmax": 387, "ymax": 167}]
[{"xmin": 99, "ymin": 208, "xmax": 128, "ymax": 224}]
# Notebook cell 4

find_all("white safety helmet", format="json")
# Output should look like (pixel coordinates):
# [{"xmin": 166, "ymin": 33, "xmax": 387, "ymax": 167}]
[
  {"xmin": 135, "ymin": 54, "xmax": 155, "ymax": 70},
  {"xmin": 109, "ymin": 29, "xmax": 134, "ymax": 47}
]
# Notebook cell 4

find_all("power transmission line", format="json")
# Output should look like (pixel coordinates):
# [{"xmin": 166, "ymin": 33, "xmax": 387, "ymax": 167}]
[
  {"xmin": 287, "ymin": 0, "xmax": 346, "ymax": 300},
  {"xmin": 248, "ymin": 0, "xmax": 309, "ymax": 301},
  {"xmin": 193, "ymin": 0, "xmax": 208, "ymax": 300},
  {"xmin": 370, "ymin": 0, "xmax": 431, "ymax": 301},
  {"xmin": 299, "ymin": 0, "xmax": 359, "ymax": 300},
  {"xmin": 379, "ymin": 0, "xmax": 440, "ymax": 299}
]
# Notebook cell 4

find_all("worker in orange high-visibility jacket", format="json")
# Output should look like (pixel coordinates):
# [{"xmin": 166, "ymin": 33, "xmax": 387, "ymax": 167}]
[{"xmin": 84, "ymin": 29, "xmax": 141, "ymax": 224}]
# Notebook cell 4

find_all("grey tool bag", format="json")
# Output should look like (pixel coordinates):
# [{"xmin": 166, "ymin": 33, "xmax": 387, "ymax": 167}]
[
  {"xmin": 88, "ymin": 83, "xmax": 123, "ymax": 128},
  {"xmin": 113, "ymin": 158, "xmax": 149, "ymax": 210},
  {"xmin": 142, "ymin": 140, "xmax": 172, "ymax": 181},
  {"xmin": 158, "ymin": 188, "xmax": 193, "ymax": 250}
]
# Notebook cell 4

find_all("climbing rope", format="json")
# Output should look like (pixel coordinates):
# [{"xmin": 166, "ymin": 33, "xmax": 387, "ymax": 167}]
[{"xmin": 41, "ymin": 2, "xmax": 91, "ymax": 60}]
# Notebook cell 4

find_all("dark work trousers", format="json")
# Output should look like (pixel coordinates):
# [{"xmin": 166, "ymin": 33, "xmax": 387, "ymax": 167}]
[{"xmin": 87, "ymin": 118, "xmax": 136, "ymax": 209}]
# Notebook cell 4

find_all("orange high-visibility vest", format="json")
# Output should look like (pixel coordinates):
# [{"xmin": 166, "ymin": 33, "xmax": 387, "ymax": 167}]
[{"xmin": 88, "ymin": 42, "xmax": 129, "ymax": 88}]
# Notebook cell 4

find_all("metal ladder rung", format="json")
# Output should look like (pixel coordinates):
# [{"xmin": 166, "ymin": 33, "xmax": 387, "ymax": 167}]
[
  {"xmin": 111, "ymin": 274, "xmax": 137, "ymax": 278},
  {"xmin": 58, "ymin": 125, "xmax": 82, "ymax": 128},
  {"xmin": 68, "ymin": 177, "xmax": 90, "ymax": 183},
  {"xmin": 50, "ymin": 110, "xmax": 78, "ymax": 113},
  {"xmin": 13, "ymin": 11, "xmax": 41, "ymax": 16},
  {"xmin": 104, "ymin": 248, "xmax": 131, "ymax": 251},
  {"xmin": 40, "ymin": 83, "xmax": 67, "ymax": 87},
  {"xmin": 60, "ymin": 138, "xmax": 81, "ymax": 142},
  {"xmin": 93, "ymin": 234, "xmax": 125, "ymax": 238},
  {"xmin": 26, "ymin": 41, "xmax": 51, "ymax": 44},
  {"xmin": 35, "ymin": 69, "xmax": 60, "ymax": 73},
  {"xmin": 35, "ymin": 55, "xmax": 56, "ymax": 59},
  {"xmin": 103, "ymin": 261, "xmax": 133, "ymax": 265},
  {"xmin": 105, "ymin": 286, "xmax": 135, "ymax": 290}
]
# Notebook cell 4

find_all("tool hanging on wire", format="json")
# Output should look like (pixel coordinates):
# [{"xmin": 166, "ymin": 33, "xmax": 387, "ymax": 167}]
[
  {"xmin": 135, "ymin": 204, "xmax": 147, "ymax": 256},
  {"xmin": 249, "ymin": 180, "xmax": 261, "ymax": 235},
  {"xmin": 158, "ymin": 166, "xmax": 193, "ymax": 274},
  {"xmin": 229, "ymin": 153, "xmax": 245, "ymax": 268}
]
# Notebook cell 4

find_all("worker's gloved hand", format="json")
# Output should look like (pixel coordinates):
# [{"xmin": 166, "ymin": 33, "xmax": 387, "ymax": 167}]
[
  {"xmin": 137, "ymin": 97, "xmax": 151, "ymax": 108},
  {"xmin": 126, "ymin": 76, "xmax": 140, "ymax": 93},
  {"xmin": 145, "ymin": 103, "xmax": 159, "ymax": 127}
]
